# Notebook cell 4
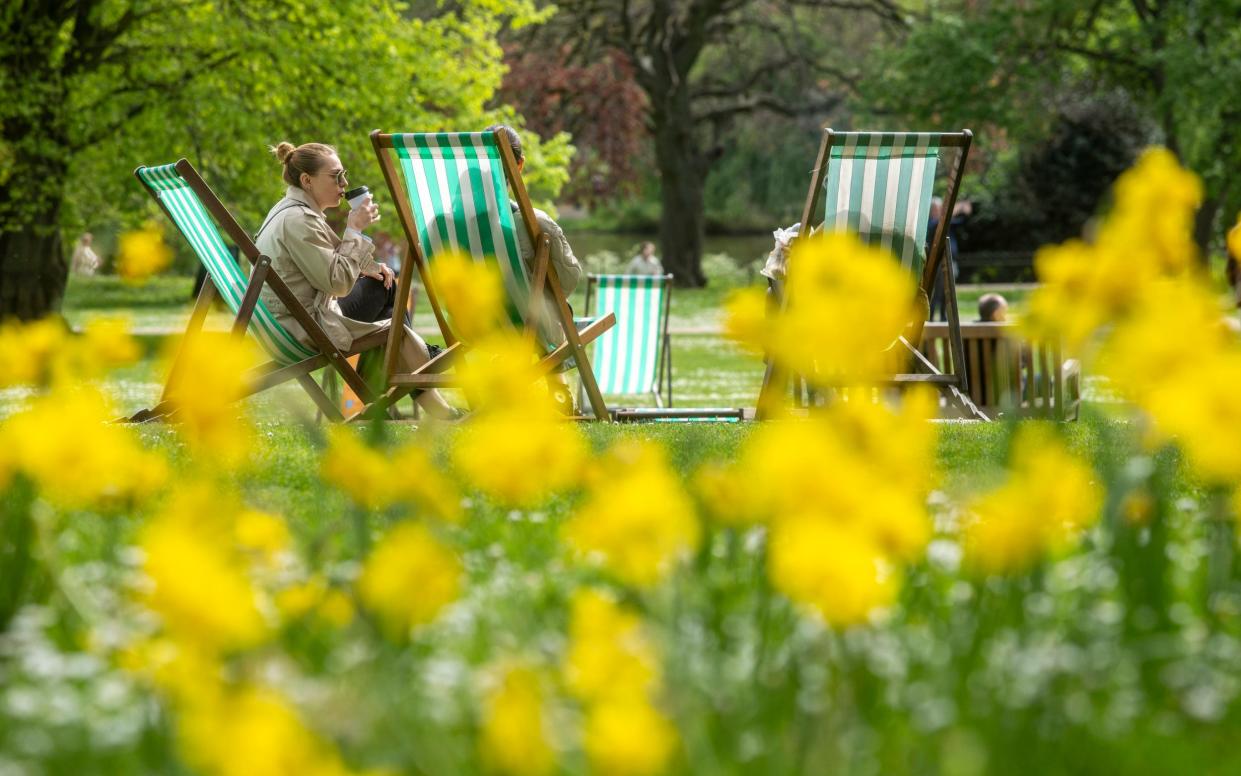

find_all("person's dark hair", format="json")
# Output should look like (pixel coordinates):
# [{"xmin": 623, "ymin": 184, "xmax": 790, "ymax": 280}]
[
  {"xmin": 978, "ymin": 293, "xmax": 1007, "ymax": 322},
  {"xmin": 271, "ymin": 141, "xmax": 336, "ymax": 188},
  {"xmin": 485, "ymin": 124, "xmax": 523, "ymax": 163}
]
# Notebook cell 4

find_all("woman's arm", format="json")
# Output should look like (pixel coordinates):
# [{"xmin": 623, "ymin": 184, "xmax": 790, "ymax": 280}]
[
  {"xmin": 543, "ymin": 216, "xmax": 582, "ymax": 295},
  {"xmin": 282, "ymin": 213, "xmax": 377, "ymax": 297}
]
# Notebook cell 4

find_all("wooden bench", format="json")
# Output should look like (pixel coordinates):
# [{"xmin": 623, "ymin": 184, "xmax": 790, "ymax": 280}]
[{"xmin": 918, "ymin": 322, "xmax": 1081, "ymax": 420}]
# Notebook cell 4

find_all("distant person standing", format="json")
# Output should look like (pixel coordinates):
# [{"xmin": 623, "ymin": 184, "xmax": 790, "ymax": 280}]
[
  {"xmin": 71, "ymin": 233, "xmax": 100, "ymax": 275},
  {"xmin": 625, "ymin": 241, "xmax": 663, "ymax": 276},
  {"xmin": 927, "ymin": 197, "xmax": 972, "ymax": 321}
]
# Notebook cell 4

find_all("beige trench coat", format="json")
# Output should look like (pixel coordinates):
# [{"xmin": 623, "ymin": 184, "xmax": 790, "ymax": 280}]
[
  {"xmin": 255, "ymin": 186, "xmax": 381, "ymax": 351},
  {"xmin": 512, "ymin": 205, "xmax": 583, "ymax": 345}
]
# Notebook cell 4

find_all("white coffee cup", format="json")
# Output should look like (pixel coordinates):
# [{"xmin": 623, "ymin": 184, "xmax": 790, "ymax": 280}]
[{"xmin": 345, "ymin": 185, "xmax": 371, "ymax": 210}]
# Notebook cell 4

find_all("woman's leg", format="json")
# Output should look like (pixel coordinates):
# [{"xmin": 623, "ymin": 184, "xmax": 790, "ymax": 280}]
[
  {"xmin": 339, "ymin": 276, "xmax": 392, "ymax": 322},
  {"xmin": 394, "ymin": 325, "xmax": 457, "ymax": 419}
]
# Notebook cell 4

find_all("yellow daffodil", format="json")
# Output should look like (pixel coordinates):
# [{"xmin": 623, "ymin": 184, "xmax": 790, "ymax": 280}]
[
  {"xmin": 356, "ymin": 521, "xmax": 461, "ymax": 638},
  {"xmin": 116, "ymin": 225, "xmax": 173, "ymax": 284},
  {"xmin": 963, "ymin": 426, "xmax": 1102, "ymax": 575},
  {"xmin": 563, "ymin": 588, "xmax": 659, "ymax": 704},
  {"xmin": 479, "ymin": 665, "xmax": 557, "ymax": 776},
  {"xmin": 563, "ymin": 440, "xmax": 700, "ymax": 587}
]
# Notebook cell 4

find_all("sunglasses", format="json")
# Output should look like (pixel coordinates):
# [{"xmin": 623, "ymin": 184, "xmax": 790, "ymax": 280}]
[{"xmin": 321, "ymin": 168, "xmax": 348, "ymax": 186}]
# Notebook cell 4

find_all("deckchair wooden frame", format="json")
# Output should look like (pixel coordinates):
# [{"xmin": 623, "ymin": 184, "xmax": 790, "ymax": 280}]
[
  {"xmin": 582, "ymin": 272, "xmax": 674, "ymax": 409},
  {"xmin": 129, "ymin": 158, "xmax": 456, "ymax": 424},
  {"xmin": 757, "ymin": 127, "xmax": 983, "ymax": 419},
  {"xmin": 370, "ymin": 129, "xmax": 615, "ymax": 420}
]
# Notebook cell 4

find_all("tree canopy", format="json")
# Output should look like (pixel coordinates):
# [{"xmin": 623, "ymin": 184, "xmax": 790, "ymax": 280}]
[
  {"xmin": 866, "ymin": 0, "xmax": 1241, "ymax": 252},
  {"xmin": 0, "ymin": 0, "xmax": 571, "ymax": 318}
]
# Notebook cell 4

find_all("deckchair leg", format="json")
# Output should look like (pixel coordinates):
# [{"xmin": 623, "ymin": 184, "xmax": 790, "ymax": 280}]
[
  {"xmin": 161, "ymin": 275, "xmax": 218, "ymax": 403},
  {"xmin": 756, "ymin": 362, "xmax": 788, "ymax": 421},
  {"xmin": 231, "ymin": 257, "xmax": 270, "ymax": 337},
  {"xmin": 298, "ymin": 373, "xmax": 345, "ymax": 422},
  {"xmin": 127, "ymin": 275, "xmax": 218, "ymax": 422}
]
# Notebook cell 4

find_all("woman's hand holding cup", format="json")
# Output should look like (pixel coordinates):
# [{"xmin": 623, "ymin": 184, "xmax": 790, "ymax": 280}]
[{"xmin": 345, "ymin": 186, "xmax": 380, "ymax": 231}]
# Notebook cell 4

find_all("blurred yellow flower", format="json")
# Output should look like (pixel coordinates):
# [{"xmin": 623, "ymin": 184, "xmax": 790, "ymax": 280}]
[
  {"xmin": 357, "ymin": 521, "xmax": 461, "ymax": 638},
  {"xmin": 321, "ymin": 428, "xmax": 463, "ymax": 520},
  {"xmin": 721, "ymin": 288, "xmax": 768, "ymax": 356},
  {"xmin": 389, "ymin": 442, "xmax": 463, "ymax": 523},
  {"xmin": 277, "ymin": 576, "xmax": 355, "ymax": 629},
  {"xmin": 234, "ymin": 508, "xmax": 291, "ymax": 563},
  {"xmin": 0, "ymin": 316, "xmax": 140, "ymax": 388},
  {"xmin": 73, "ymin": 316, "xmax": 142, "ymax": 376},
  {"xmin": 163, "ymin": 332, "xmax": 261, "ymax": 464},
  {"xmin": 768, "ymin": 514, "xmax": 898, "ymax": 626},
  {"xmin": 430, "ymin": 251, "xmax": 509, "ymax": 342},
  {"xmin": 117, "ymin": 225, "xmax": 173, "ymax": 284},
  {"xmin": 563, "ymin": 441, "xmax": 700, "ymax": 587},
  {"xmin": 1096, "ymin": 279, "xmax": 1226, "ymax": 403},
  {"xmin": 117, "ymin": 637, "xmax": 222, "ymax": 706},
  {"xmin": 456, "ymin": 330, "xmax": 561, "ymax": 413},
  {"xmin": 0, "ymin": 386, "xmax": 167, "ymax": 508},
  {"xmin": 321, "ymin": 426, "xmax": 402, "ymax": 510},
  {"xmin": 479, "ymin": 665, "xmax": 556, "ymax": 776},
  {"xmin": 563, "ymin": 588, "xmax": 659, "ymax": 704},
  {"xmin": 726, "ymin": 231, "xmax": 919, "ymax": 385},
  {"xmin": 963, "ymin": 426, "xmax": 1102, "ymax": 575},
  {"xmin": 453, "ymin": 408, "xmax": 587, "ymax": 507},
  {"xmin": 138, "ymin": 488, "xmax": 268, "ymax": 652},
  {"xmin": 178, "ymin": 684, "xmax": 369, "ymax": 776},
  {"xmin": 700, "ymin": 391, "xmax": 935, "ymax": 563},
  {"xmin": 1141, "ymin": 353, "xmax": 1241, "ymax": 482},
  {"xmin": 0, "ymin": 317, "xmax": 67, "ymax": 387},
  {"xmin": 1228, "ymin": 213, "xmax": 1241, "ymax": 265},
  {"xmin": 582, "ymin": 697, "xmax": 678, "ymax": 776},
  {"xmin": 1099, "ymin": 147, "xmax": 1202, "ymax": 276},
  {"xmin": 1022, "ymin": 148, "xmax": 1203, "ymax": 352}
]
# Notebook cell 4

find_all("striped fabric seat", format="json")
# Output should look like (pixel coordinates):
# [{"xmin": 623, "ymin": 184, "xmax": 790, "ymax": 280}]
[
  {"xmin": 587, "ymin": 274, "xmax": 670, "ymax": 400},
  {"xmin": 820, "ymin": 132, "xmax": 940, "ymax": 278},
  {"xmin": 136, "ymin": 164, "xmax": 316, "ymax": 366},
  {"xmin": 390, "ymin": 132, "xmax": 554, "ymax": 343}
]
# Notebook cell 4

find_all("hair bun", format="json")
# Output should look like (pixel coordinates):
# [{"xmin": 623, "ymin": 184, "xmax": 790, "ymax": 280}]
[{"xmin": 272, "ymin": 142, "xmax": 296, "ymax": 164}]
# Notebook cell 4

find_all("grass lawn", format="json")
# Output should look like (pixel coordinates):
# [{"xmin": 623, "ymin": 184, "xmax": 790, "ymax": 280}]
[
  {"xmin": 51, "ymin": 274, "xmax": 1039, "ymax": 417},
  {"xmin": 13, "ymin": 274, "xmax": 1233, "ymax": 776}
]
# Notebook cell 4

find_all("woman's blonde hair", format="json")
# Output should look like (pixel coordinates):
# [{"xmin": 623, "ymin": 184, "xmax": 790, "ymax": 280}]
[{"xmin": 271, "ymin": 141, "xmax": 336, "ymax": 188}]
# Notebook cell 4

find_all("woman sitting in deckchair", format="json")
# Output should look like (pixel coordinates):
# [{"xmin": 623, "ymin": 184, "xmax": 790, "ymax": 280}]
[
  {"xmin": 485, "ymin": 124, "xmax": 585, "ymax": 409},
  {"xmin": 257, "ymin": 141, "xmax": 459, "ymax": 419}
]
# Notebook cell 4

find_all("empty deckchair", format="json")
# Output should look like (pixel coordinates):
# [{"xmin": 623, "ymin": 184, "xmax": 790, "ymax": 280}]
[
  {"xmin": 370, "ymin": 129, "xmax": 615, "ymax": 419},
  {"xmin": 757, "ymin": 128, "xmax": 984, "ymax": 419},
  {"xmin": 128, "ymin": 159, "xmax": 452, "ymax": 423},
  {"xmin": 582, "ymin": 273, "xmax": 673, "ymax": 409}
]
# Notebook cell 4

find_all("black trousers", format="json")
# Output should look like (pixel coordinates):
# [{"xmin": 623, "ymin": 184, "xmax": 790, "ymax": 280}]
[{"xmin": 339, "ymin": 275, "xmax": 397, "ymax": 324}]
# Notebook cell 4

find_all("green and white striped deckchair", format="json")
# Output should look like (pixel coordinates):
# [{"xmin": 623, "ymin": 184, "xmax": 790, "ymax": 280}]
[
  {"xmin": 583, "ymin": 274, "xmax": 673, "ymax": 407},
  {"xmin": 817, "ymin": 132, "xmax": 942, "ymax": 281},
  {"xmin": 129, "ymin": 159, "xmax": 397, "ymax": 423},
  {"xmin": 371, "ymin": 129, "xmax": 615, "ymax": 420},
  {"xmin": 758, "ymin": 128, "xmax": 984, "ymax": 419}
]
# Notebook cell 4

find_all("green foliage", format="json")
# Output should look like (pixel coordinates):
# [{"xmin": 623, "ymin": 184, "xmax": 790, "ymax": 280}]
[
  {"xmin": 864, "ymin": 0, "xmax": 1241, "ymax": 247},
  {"xmin": 1, "ymin": 0, "xmax": 572, "ymax": 264},
  {"xmin": 962, "ymin": 91, "xmax": 1155, "ymax": 251}
]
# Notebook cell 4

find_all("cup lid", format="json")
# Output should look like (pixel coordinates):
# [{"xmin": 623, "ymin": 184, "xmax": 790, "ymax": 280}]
[{"xmin": 344, "ymin": 186, "xmax": 370, "ymax": 200}]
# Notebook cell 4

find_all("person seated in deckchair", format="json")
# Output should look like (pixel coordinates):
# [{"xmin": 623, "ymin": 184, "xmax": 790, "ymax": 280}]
[
  {"xmin": 484, "ymin": 124, "xmax": 584, "ymax": 408},
  {"xmin": 257, "ymin": 140, "xmax": 459, "ymax": 419},
  {"xmin": 484, "ymin": 125, "xmax": 584, "ymax": 340}
]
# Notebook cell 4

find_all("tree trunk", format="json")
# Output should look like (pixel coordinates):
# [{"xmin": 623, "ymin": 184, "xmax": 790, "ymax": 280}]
[
  {"xmin": 655, "ymin": 132, "xmax": 708, "ymax": 287},
  {"xmin": 1192, "ymin": 195, "xmax": 1222, "ymax": 262},
  {"xmin": 0, "ymin": 157, "xmax": 69, "ymax": 321},
  {"xmin": 1, "ymin": 9, "xmax": 72, "ymax": 322},
  {"xmin": 0, "ymin": 228, "xmax": 66, "ymax": 322},
  {"xmin": 651, "ymin": 85, "xmax": 708, "ymax": 287}
]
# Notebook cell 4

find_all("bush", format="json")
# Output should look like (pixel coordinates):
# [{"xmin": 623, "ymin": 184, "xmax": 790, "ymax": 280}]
[{"xmin": 961, "ymin": 90, "xmax": 1155, "ymax": 253}]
